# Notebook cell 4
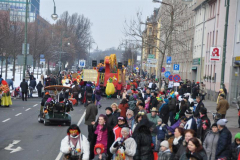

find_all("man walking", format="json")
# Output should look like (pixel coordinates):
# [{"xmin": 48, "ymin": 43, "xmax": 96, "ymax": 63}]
[
  {"xmin": 6, "ymin": 77, "xmax": 14, "ymax": 90},
  {"xmin": 215, "ymin": 119, "xmax": 232, "ymax": 160},
  {"xmin": 29, "ymin": 78, "xmax": 36, "ymax": 98},
  {"xmin": 20, "ymin": 79, "xmax": 28, "ymax": 101},
  {"xmin": 216, "ymin": 94, "xmax": 229, "ymax": 118},
  {"xmin": 85, "ymin": 98, "xmax": 98, "ymax": 142}
]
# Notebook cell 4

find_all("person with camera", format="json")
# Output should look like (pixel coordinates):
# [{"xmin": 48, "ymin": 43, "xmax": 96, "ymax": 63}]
[{"xmin": 60, "ymin": 124, "xmax": 89, "ymax": 160}]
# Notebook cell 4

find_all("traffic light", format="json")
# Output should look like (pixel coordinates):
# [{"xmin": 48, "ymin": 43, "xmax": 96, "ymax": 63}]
[{"xmin": 92, "ymin": 60, "xmax": 97, "ymax": 67}]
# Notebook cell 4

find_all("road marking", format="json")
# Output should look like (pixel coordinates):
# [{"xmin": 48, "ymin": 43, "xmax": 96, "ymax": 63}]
[
  {"xmin": 4, "ymin": 140, "xmax": 23, "ymax": 153},
  {"xmin": 55, "ymin": 111, "xmax": 86, "ymax": 160},
  {"xmin": 15, "ymin": 113, "xmax": 22, "ymax": 116},
  {"xmin": 2, "ymin": 118, "xmax": 11, "ymax": 122},
  {"xmin": 33, "ymin": 104, "xmax": 38, "ymax": 107},
  {"xmin": 25, "ymin": 108, "xmax": 31, "ymax": 111}
]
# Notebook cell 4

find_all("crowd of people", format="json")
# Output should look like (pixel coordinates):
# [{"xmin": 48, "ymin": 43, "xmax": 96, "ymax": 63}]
[{"xmin": 58, "ymin": 75, "xmax": 239, "ymax": 160}]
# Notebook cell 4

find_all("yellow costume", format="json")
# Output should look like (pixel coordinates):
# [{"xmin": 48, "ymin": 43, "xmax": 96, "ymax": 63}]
[
  {"xmin": 105, "ymin": 78, "xmax": 115, "ymax": 98},
  {"xmin": 0, "ymin": 80, "xmax": 12, "ymax": 106}
]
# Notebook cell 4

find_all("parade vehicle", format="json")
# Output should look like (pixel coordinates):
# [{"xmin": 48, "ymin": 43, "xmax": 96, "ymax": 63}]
[{"xmin": 38, "ymin": 85, "xmax": 73, "ymax": 126}]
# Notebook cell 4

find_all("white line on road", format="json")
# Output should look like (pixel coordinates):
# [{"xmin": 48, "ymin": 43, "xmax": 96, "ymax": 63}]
[
  {"xmin": 25, "ymin": 108, "xmax": 31, "ymax": 111},
  {"xmin": 2, "ymin": 118, "xmax": 11, "ymax": 122},
  {"xmin": 33, "ymin": 104, "xmax": 38, "ymax": 107},
  {"xmin": 15, "ymin": 113, "xmax": 22, "ymax": 116},
  {"xmin": 55, "ymin": 111, "xmax": 86, "ymax": 160}
]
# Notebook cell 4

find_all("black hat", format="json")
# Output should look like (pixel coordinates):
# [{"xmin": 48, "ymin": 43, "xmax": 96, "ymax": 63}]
[
  {"xmin": 105, "ymin": 107, "xmax": 113, "ymax": 113},
  {"xmin": 138, "ymin": 103, "xmax": 144, "ymax": 107},
  {"xmin": 211, "ymin": 123, "xmax": 217, "ymax": 128},
  {"xmin": 199, "ymin": 107, "xmax": 207, "ymax": 115},
  {"xmin": 220, "ymin": 94, "xmax": 225, "ymax": 98},
  {"xmin": 180, "ymin": 116, "xmax": 188, "ymax": 122}
]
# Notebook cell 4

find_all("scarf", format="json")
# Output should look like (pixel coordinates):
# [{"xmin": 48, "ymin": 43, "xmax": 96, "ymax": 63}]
[
  {"xmin": 69, "ymin": 135, "xmax": 80, "ymax": 147},
  {"xmin": 95, "ymin": 125, "xmax": 103, "ymax": 141},
  {"xmin": 173, "ymin": 136, "xmax": 182, "ymax": 145},
  {"xmin": 127, "ymin": 117, "xmax": 134, "ymax": 128}
]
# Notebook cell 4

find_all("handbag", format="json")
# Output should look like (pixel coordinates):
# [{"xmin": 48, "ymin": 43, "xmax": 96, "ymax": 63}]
[{"xmin": 174, "ymin": 110, "xmax": 181, "ymax": 120}]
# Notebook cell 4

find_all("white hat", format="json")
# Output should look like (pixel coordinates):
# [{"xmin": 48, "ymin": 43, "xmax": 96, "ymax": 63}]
[{"xmin": 160, "ymin": 140, "xmax": 169, "ymax": 148}]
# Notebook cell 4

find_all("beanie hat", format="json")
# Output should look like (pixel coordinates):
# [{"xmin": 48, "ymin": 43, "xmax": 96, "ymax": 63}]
[
  {"xmin": 217, "ymin": 119, "xmax": 227, "ymax": 126},
  {"xmin": 160, "ymin": 140, "xmax": 169, "ymax": 148},
  {"xmin": 211, "ymin": 123, "xmax": 217, "ymax": 128},
  {"xmin": 157, "ymin": 118, "xmax": 162, "ymax": 122},
  {"xmin": 235, "ymin": 133, "xmax": 240, "ymax": 140},
  {"xmin": 185, "ymin": 109, "xmax": 193, "ymax": 117},
  {"xmin": 126, "ymin": 109, "xmax": 134, "ymax": 116},
  {"xmin": 121, "ymin": 127, "xmax": 130, "ymax": 135},
  {"xmin": 127, "ymin": 90, "xmax": 132, "ymax": 95},
  {"xmin": 105, "ymin": 107, "xmax": 113, "ymax": 113}
]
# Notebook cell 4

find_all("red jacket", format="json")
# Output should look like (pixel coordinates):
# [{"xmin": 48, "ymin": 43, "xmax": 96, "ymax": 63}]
[{"xmin": 116, "ymin": 83, "xmax": 122, "ymax": 91}]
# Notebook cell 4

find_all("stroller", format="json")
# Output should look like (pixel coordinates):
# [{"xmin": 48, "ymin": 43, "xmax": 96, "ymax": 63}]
[{"xmin": 11, "ymin": 87, "xmax": 22, "ymax": 98}]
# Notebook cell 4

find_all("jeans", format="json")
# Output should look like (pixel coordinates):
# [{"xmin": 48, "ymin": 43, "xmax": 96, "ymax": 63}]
[
  {"xmin": 169, "ymin": 111, "xmax": 175, "ymax": 126},
  {"xmin": 152, "ymin": 136, "xmax": 156, "ymax": 148}
]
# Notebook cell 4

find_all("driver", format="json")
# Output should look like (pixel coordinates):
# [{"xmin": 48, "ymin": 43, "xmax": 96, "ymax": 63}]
[
  {"xmin": 40, "ymin": 92, "xmax": 51, "ymax": 116},
  {"xmin": 60, "ymin": 124, "xmax": 89, "ymax": 160}
]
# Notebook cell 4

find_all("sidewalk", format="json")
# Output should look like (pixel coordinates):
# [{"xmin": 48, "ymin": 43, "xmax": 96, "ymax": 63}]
[{"xmin": 204, "ymin": 100, "xmax": 239, "ymax": 136}]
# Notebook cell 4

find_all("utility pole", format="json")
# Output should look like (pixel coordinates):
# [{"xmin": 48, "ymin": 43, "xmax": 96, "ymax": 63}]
[
  {"xmin": 59, "ymin": 31, "xmax": 63, "ymax": 71},
  {"xmin": 220, "ymin": 0, "xmax": 230, "ymax": 88},
  {"xmin": 23, "ymin": 0, "xmax": 29, "ymax": 79}
]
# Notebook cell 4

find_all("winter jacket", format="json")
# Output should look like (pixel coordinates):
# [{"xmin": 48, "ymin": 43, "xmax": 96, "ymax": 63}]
[
  {"xmin": 116, "ymin": 83, "xmax": 122, "ymax": 91},
  {"xmin": 184, "ymin": 117, "xmax": 197, "ymax": 133},
  {"xmin": 128, "ymin": 96, "xmax": 136, "ymax": 111},
  {"xmin": 230, "ymin": 140, "xmax": 240, "ymax": 160},
  {"xmin": 118, "ymin": 103, "xmax": 129, "ymax": 118},
  {"xmin": 72, "ymin": 85, "xmax": 81, "ymax": 93},
  {"xmin": 60, "ymin": 134, "xmax": 89, "ymax": 160},
  {"xmin": 113, "ymin": 124, "xmax": 129, "ymax": 140},
  {"xmin": 197, "ymin": 115, "xmax": 211, "ymax": 142},
  {"xmin": 45, "ymin": 77, "xmax": 51, "ymax": 86},
  {"xmin": 179, "ymin": 104, "xmax": 188, "ymax": 119},
  {"xmin": 158, "ymin": 149, "xmax": 172, "ymax": 160},
  {"xmin": 112, "ymin": 109, "xmax": 121, "ymax": 120},
  {"xmin": 93, "ymin": 153, "xmax": 107, "ymax": 160},
  {"xmin": 150, "ymin": 96, "xmax": 158, "ymax": 110},
  {"xmin": 215, "ymin": 127, "xmax": 232, "ymax": 159},
  {"xmin": 159, "ymin": 103, "xmax": 169, "ymax": 125},
  {"xmin": 156, "ymin": 124, "xmax": 167, "ymax": 140},
  {"xmin": 174, "ymin": 140, "xmax": 187, "ymax": 160},
  {"xmin": 180, "ymin": 150, "xmax": 208, "ymax": 160},
  {"xmin": 41, "ymin": 94, "xmax": 51, "ymax": 106},
  {"xmin": 172, "ymin": 136, "xmax": 184, "ymax": 154},
  {"xmin": 168, "ymin": 97, "xmax": 177, "ymax": 113},
  {"xmin": 106, "ymin": 113, "xmax": 116, "ymax": 160},
  {"xmin": 133, "ymin": 123, "xmax": 154, "ymax": 160},
  {"xmin": 147, "ymin": 113, "xmax": 158, "ymax": 136},
  {"xmin": 216, "ymin": 99, "xmax": 229, "ymax": 115},
  {"xmin": 203, "ymin": 130, "xmax": 219, "ymax": 160},
  {"xmin": 110, "ymin": 137, "xmax": 137, "ymax": 160},
  {"xmin": 194, "ymin": 100, "xmax": 205, "ymax": 118},
  {"xmin": 36, "ymin": 82, "xmax": 43, "ymax": 91},
  {"xmin": 144, "ymin": 93, "xmax": 151, "ymax": 101},
  {"xmin": 85, "ymin": 103, "xmax": 98, "ymax": 125},
  {"xmin": 178, "ymin": 88, "xmax": 184, "ymax": 96},
  {"xmin": 29, "ymin": 79, "xmax": 36, "ymax": 89},
  {"xmin": 126, "ymin": 117, "xmax": 135, "ymax": 129},
  {"xmin": 20, "ymin": 81, "xmax": 28, "ymax": 92}
]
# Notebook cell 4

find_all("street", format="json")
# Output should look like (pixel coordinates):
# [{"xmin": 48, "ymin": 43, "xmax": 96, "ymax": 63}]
[{"xmin": 0, "ymin": 97, "xmax": 119, "ymax": 160}]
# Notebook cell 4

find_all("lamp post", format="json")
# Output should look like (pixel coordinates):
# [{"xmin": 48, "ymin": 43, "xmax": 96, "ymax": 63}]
[
  {"xmin": 51, "ymin": 0, "xmax": 58, "ymax": 21},
  {"xmin": 23, "ymin": 0, "xmax": 29, "ymax": 79}
]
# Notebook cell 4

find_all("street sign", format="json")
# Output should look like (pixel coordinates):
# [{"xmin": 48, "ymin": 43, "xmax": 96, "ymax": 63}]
[
  {"xmin": 147, "ymin": 58, "xmax": 157, "ymax": 63},
  {"xmin": 137, "ymin": 56, "xmax": 141, "ymax": 61},
  {"xmin": 168, "ymin": 75, "xmax": 173, "ymax": 81},
  {"xmin": 22, "ymin": 43, "xmax": 29, "ymax": 55},
  {"xmin": 148, "ymin": 54, "xmax": 155, "ymax": 59},
  {"xmin": 40, "ymin": 54, "xmax": 44, "ymax": 59},
  {"xmin": 173, "ymin": 74, "xmax": 181, "ymax": 83},
  {"xmin": 17, "ymin": 55, "xmax": 33, "ymax": 65},
  {"xmin": 40, "ymin": 59, "xmax": 45, "ymax": 66},
  {"xmin": 161, "ymin": 67, "xmax": 165, "ymax": 73},
  {"xmin": 164, "ymin": 71, "xmax": 171, "ymax": 78},
  {"xmin": 173, "ymin": 64, "xmax": 180, "ymax": 71},
  {"xmin": 166, "ymin": 56, "xmax": 172, "ymax": 64},
  {"xmin": 146, "ymin": 64, "xmax": 156, "ymax": 67},
  {"xmin": 166, "ymin": 67, "xmax": 171, "ymax": 71},
  {"xmin": 79, "ymin": 60, "xmax": 86, "ymax": 67},
  {"xmin": 210, "ymin": 47, "xmax": 221, "ymax": 61},
  {"xmin": 166, "ymin": 65, "xmax": 171, "ymax": 68}
]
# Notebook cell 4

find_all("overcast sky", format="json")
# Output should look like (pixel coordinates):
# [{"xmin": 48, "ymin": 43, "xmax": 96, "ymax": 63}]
[{"xmin": 40, "ymin": 0, "xmax": 160, "ymax": 50}]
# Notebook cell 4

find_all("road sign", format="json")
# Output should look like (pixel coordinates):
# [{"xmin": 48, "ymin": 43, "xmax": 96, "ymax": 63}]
[
  {"xmin": 173, "ymin": 64, "xmax": 180, "ymax": 71},
  {"xmin": 40, "ymin": 59, "xmax": 45, "ymax": 66},
  {"xmin": 79, "ymin": 60, "xmax": 86, "ymax": 67},
  {"xmin": 173, "ymin": 74, "xmax": 181, "ymax": 83},
  {"xmin": 164, "ymin": 71, "xmax": 171, "ymax": 78},
  {"xmin": 146, "ymin": 64, "xmax": 156, "ymax": 67},
  {"xmin": 161, "ymin": 67, "xmax": 165, "ymax": 72},
  {"xmin": 168, "ymin": 75, "xmax": 173, "ymax": 81},
  {"xmin": 210, "ymin": 47, "xmax": 221, "ymax": 61},
  {"xmin": 17, "ymin": 55, "xmax": 33, "ymax": 65},
  {"xmin": 22, "ymin": 43, "xmax": 29, "ymax": 55},
  {"xmin": 166, "ymin": 67, "xmax": 171, "ymax": 71},
  {"xmin": 148, "ymin": 54, "xmax": 155, "ymax": 59},
  {"xmin": 166, "ymin": 65, "xmax": 171, "ymax": 68},
  {"xmin": 166, "ymin": 56, "xmax": 172, "ymax": 64},
  {"xmin": 147, "ymin": 58, "xmax": 157, "ymax": 63},
  {"xmin": 40, "ymin": 54, "xmax": 44, "ymax": 59}
]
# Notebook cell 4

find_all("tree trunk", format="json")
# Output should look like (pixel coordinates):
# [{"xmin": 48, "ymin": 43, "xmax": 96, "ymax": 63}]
[
  {"xmin": 5, "ymin": 56, "xmax": 8, "ymax": 79},
  {"xmin": 13, "ymin": 55, "xmax": 16, "ymax": 79},
  {"xmin": 159, "ymin": 53, "xmax": 166, "ymax": 89},
  {"xmin": 47, "ymin": 60, "xmax": 50, "ymax": 75}
]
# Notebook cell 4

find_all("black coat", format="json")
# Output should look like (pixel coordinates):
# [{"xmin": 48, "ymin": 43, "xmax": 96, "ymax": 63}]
[
  {"xmin": 168, "ymin": 98, "xmax": 176, "ymax": 112},
  {"xmin": 172, "ymin": 136, "xmax": 184, "ymax": 154},
  {"xmin": 41, "ymin": 94, "xmax": 51, "ymax": 106},
  {"xmin": 179, "ymin": 88, "xmax": 184, "ymax": 96},
  {"xmin": 133, "ymin": 120, "xmax": 154, "ymax": 160},
  {"xmin": 150, "ymin": 96, "xmax": 158, "ymax": 110},
  {"xmin": 194, "ymin": 100, "xmax": 205, "ymax": 118},
  {"xmin": 197, "ymin": 115, "xmax": 211, "ymax": 142},
  {"xmin": 106, "ymin": 114, "xmax": 116, "ymax": 160},
  {"xmin": 159, "ymin": 104, "xmax": 169, "ymax": 124},
  {"xmin": 179, "ymin": 104, "xmax": 188, "ymax": 119},
  {"xmin": 36, "ymin": 82, "xmax": 43, "ymax": 91},
  {"xmin": 230, "ymin": 140, "xmax": 240, "ymax": 160},
  {"xmin": 112, "ymin": 109, "xmax": 120, "ymax": 120},
  {"xmin": 215, "ymin": 127, "xmax": 232, "ymax": 159},
  {"xmin": 45, "ymin": 77, "xmax": 51, "ymax": 86},
  {"xmin": 20, "ymin": 81, "xmax": 28, "ymax": 92},
  {"xmin": 51, "ymin": 78, "xmax": 56, "ymax": 85},
  {"xmin": 192, "ymin": 87, "xmax": 198, "ymax": 99}
]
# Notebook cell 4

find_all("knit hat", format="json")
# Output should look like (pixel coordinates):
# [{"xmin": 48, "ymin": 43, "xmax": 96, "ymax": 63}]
[
  {"xmin": 121, "ymin": 127, "xmax": 130, "ymax": 135},
  {"xmin": 211, "ymin": 123, "xmax": 217, "ymax": 128},
  {"xmin": 235, "ymin": 133, "xmax": 240, "ymax": 140},
  {"xmin": 105, "ymin": 107, "xmax": 113, "ymax": 113},
  {"xmin": 157, "ymin": 118, "xmax": 162, "ymax": 122},
  {"xmin": 127, "ymin": 90, "xmax": 132, "ymax": 94},
  {"xmin": 217, "ymin": 119, "xmax": 227, "ymax": 126},
  {"xmin": 126, "ymin": 109, "xmax": 134, "ymax": 116},
  {"xmin": 160, "ymin": 140, "xmax": 169, "ymax": 148},
  {"xmin": 185, "ymin": 109, "xmax": 193, "ymax": 117}
]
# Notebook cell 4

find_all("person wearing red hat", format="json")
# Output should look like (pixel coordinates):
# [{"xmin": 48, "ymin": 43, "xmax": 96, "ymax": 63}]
[{"xmin": 93, "ymin": 143, "xmax": 107, "ymax": 160}]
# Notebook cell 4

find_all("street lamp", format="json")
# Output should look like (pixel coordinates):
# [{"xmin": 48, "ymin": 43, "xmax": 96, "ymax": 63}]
[{"xmin": 51, "ymin": 0, "xmax": 58, "ymax": 21}]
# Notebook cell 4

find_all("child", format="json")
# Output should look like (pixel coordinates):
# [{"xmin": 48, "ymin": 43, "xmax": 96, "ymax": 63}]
[
  {"xmin": 230, "ymin": 133, "xmax": 240, "ymax": 159},
  {"xmin": 93, "ymin": 143, "xmax": 107, "ymax": 160},
  {"xmin": 155, "ymin": 118, "xmax": 168, "ymax": 152},
  {"xmin": 145, "ymin": 97, "xmax": 151, "ymax": 113},
  {"xmin": 158, "ymin": 140, "xmax": 172, "ymax": 160}
]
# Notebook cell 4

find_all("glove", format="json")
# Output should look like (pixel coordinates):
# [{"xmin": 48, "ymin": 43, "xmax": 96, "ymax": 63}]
[{"xmin": 113, "ymin": 141, "xmax": 119, "ymax": 148}]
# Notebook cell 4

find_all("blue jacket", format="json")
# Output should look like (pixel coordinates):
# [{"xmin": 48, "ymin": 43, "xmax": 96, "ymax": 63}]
[
  {"xmin": 215, "ymin": 127, "xmax": 232, "ymax": 159},
  {"xmin": 156, "ymin": 124, "xmax": 167, "ymax": 140}
]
